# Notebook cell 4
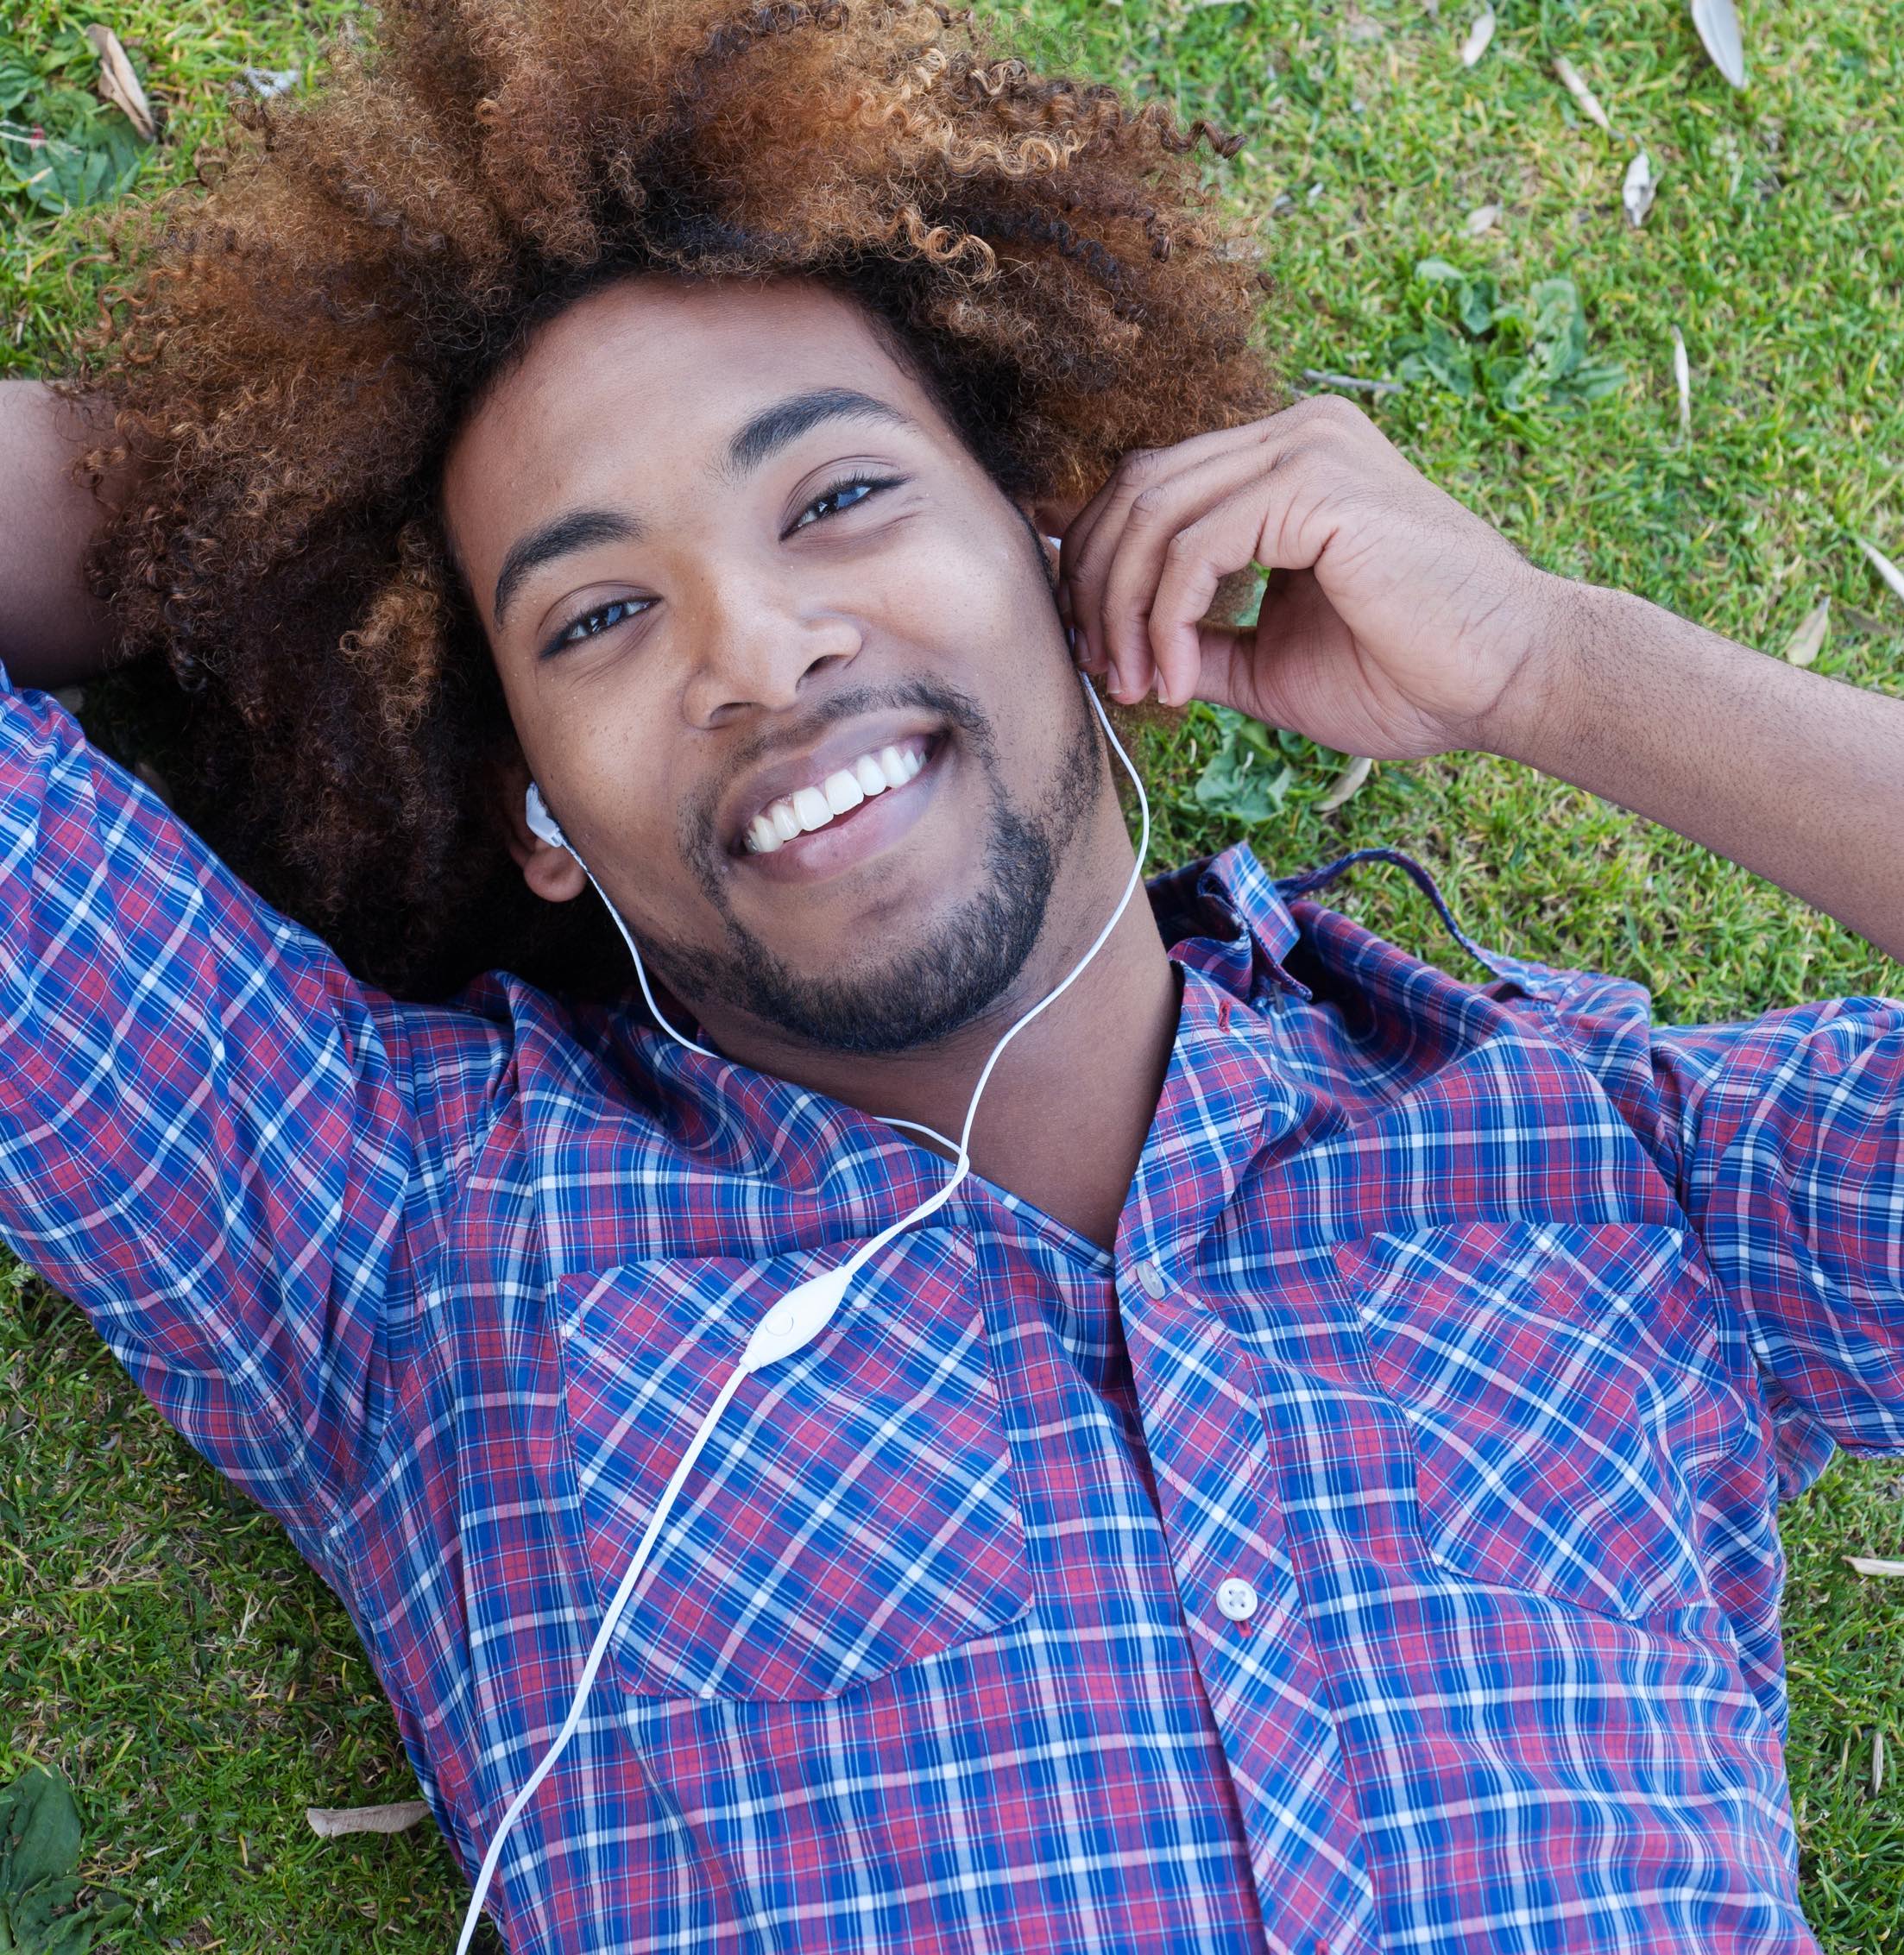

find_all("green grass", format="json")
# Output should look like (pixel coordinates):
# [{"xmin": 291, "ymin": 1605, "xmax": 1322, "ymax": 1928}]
[{"xmin": 3, "ymin": 0, "xmax": 1903, "ymax": 1944}]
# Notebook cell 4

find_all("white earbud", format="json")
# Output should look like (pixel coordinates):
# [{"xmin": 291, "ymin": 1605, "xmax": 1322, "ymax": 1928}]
[{"xmin": 524, "ymin": 780, "xmax": 566, "ymax": 850}]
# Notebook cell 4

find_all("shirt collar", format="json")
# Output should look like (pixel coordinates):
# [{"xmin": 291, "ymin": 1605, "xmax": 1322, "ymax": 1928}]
[
  {"xmin": 1146, "ymin": 840, "xmax": 1313, "ymax": 1007},
  {"xmin": 526, "ymin": 838, "xmax": 1318, "ymax": 1277}
]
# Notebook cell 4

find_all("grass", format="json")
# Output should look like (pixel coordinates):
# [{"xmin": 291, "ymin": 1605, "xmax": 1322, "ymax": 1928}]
[{"xmin": 2, "ymin": 0, "xmax": 1903, "ymax": 1944}]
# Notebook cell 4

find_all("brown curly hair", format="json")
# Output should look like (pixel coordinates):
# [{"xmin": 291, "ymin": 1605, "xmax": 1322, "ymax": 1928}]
[{"xmin": 69, "ymin": 0, "xmax": 1283, "ymax": 1001}]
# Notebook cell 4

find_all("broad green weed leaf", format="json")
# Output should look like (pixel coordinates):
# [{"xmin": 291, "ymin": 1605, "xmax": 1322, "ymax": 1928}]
[
  {"xmin": 0, "ymin": 54, "xmax": 35, "ymax": 116},
  {"xmin": 1456, "ymin": 274, "xmax": 1497, "ymax": 337},
  {"xmin": 0, "ymin": 1768, "xmax": 134, "ymax": 1954},
  {"xmin": 1188, "ymin": 707, "xmax": 1296, "ymax": 825},
  {"xmin": 0, "ymin": 1769, "xmax": 81, "ymax": 1894}
]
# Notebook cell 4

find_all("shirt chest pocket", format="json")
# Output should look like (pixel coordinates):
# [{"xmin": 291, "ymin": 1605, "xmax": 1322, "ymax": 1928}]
[
  {"xmin": 552, "ymin": 1226, "xmax": 1034, "ymax": 1701},
  {"xmin": 1330, "ymin": 1219, "xmax": 1753, "ymax": 1624}
]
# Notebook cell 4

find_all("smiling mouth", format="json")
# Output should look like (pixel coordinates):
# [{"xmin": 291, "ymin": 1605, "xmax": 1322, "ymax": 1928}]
[{"xmin": 739, "ymin": 735, "xmax": 936, "ymax": 855}]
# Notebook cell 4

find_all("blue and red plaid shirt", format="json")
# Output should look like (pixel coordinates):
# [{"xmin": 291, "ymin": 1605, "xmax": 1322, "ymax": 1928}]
[{"xmin": 1, "ymin": 657, "xmax": 1900, "ymax": 1953}]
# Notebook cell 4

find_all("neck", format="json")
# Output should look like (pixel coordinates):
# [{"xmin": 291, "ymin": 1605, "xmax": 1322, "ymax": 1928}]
[{"xmin": 691, "ymin": 819, "xmax": 1181, "ymax": 1252}]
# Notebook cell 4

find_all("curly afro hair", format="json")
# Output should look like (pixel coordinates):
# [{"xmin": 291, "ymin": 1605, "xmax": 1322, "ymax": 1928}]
[{"xmin": 69, "ymin": 0, "xmax": 1285, "ymax": 1002}]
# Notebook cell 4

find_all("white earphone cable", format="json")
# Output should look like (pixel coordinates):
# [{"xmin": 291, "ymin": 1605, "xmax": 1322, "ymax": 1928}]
[{"xmin": 457, "ymin": 665, "xmax": 1146, "ymax": 1950}]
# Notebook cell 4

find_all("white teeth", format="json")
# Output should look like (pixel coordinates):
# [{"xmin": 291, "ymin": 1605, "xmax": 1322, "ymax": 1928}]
[
  {"xmin": 822, "ymin": 769, "xmax": 865, "ymax": 817},
  {"xmin": 745, "ymin": 738, "xmax": 930, "ymax": 852}
]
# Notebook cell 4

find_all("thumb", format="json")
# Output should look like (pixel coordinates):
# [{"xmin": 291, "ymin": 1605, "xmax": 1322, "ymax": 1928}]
[
  {"xmin": 1188, "ymin": 620, "xmax": 1259, "ymax": 717},
  {"xmin": 1189, "ymin": 568, "xmax": 1340, "ymax": 723}
]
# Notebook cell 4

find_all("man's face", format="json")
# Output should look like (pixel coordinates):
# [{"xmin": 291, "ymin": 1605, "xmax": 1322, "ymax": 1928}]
[{"xmin": 443, "ymin": 274, "xmax": 1119, "ymax": 1058}]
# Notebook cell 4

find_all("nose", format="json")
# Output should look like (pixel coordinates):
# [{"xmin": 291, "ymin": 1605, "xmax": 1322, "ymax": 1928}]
[{"xmin": 681, "ymin": 578, "xmax": 864, "ymax": 728}]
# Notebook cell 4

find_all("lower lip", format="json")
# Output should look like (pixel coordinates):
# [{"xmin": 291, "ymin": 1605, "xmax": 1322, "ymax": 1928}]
[{"xmin": 735, "ymin": 742, "xmax": 944, "ymax": 885}]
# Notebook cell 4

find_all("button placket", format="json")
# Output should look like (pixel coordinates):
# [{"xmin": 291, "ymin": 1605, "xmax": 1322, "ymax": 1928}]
[{"xmin": 1112, "ymin": 1250, "xmax": 1381, "ymax": 1955}]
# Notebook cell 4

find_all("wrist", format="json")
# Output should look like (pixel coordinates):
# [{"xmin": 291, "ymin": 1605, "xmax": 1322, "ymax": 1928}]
[{"xmin": 1469, "ymin": 571, "xmax": 1617, "ymax": 770}]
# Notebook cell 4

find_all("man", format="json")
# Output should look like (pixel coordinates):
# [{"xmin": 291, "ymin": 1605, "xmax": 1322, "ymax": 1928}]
[{"xmin": 2, "ymin": 1, "xmax": 1901, "ymax": 1949}]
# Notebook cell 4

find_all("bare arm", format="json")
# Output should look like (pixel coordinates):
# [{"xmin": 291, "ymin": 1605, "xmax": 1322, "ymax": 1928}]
[
  {"xmin": 0, "ymin": 380, "xmax": 117, "ymax": 690},
  {"xmin": 1490, "ymin": 584, "xmax": 1904, "ymax": 968}
]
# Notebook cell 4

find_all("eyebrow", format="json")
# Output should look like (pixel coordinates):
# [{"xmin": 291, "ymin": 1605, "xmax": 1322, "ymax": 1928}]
[
  {"xmin": 489, "ymin": 387, "xmax": 921, "ymax": 631},
  {"xmin": 716, "ymin": 386, "xmax": 919, "ymax": 487}
]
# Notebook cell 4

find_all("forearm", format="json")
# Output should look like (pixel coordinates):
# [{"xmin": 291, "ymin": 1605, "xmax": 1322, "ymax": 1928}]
[
  {"xmin": 1494, "ymin": 578, "xmax": 1904, "ymax": 965},
  {"xmin": 0, "ymin": 381, "xmax": 116, "ymax": 689}
]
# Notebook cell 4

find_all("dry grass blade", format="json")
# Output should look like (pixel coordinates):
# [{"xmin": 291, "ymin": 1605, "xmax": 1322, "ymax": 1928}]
[
  {"xmin": 306, "ymin": 1800, "xmax": 432, "ymax": 1838},
  {"xmin": 1315, "ymin": 755, "xmax": 1374, "ymax": 812},
  {"xmin": 1301, "ymin": 369, "xmax": 1404, "ymax": 396},
  {"xmin": 1623, "ymin": 149, "xmax": 1657, "ymax": 227},
  {"xmin": 1690, "ymin": 0, "xmax": 1748, "ymax": 88},
  {"xmin": 1856, "ymin": 538, "xmax": 1904, "ymax": 609},
  {"xmin": 1551, "ymin": 56, "xmax": 1612, "ymax": 133},
  {"xmin": 1460, "ymin": 8, "xmax": 1496, "ymax": 67},
  {"xmin": 1671, "ymin": 325, "xmax": 1691, "ymax": 440},
  {"xmin": 85, "ymin": 23, "xmax": 157, "ymax": 142},
  {"xmin": 1781, "ymin": 596, "xmax": 1831, "ymax": 668},
  {"xmin": 1847, "ymin": 1555, "xmax": 1904, "ymax": 1578},
  {"xmin": 1465, "ymin": 202, "xmax": 1502, "ymax": 235}
]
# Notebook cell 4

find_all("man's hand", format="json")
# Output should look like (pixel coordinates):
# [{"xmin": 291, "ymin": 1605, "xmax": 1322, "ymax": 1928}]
[
  {"xmin": 1052, "ymin": 393, "xmax": 1558, "ymax": 760},
  {"xmin": 1052, "ymin": 394, "xmax": 1904, "ymax": 968}
]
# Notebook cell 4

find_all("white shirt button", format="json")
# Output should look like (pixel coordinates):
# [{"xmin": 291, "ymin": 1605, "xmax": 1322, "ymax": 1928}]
[
  {"xmin": 1215, "ymin": 1577, "xmax": 1258, "ymax": 1621},
  {"xmin": 1134, "ymin": 1259, "xmax": 1168, "ymax": 1301}
]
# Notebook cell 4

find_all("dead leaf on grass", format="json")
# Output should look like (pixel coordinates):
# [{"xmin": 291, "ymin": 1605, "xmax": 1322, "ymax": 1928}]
[
  {"xmin": 1691, "ymin": 0, "xmax": 1748, "ymax": 89},
  {"xmin": 85, "ymin": 24, "xmax": 156, "ymax": 142},
  {"xmin": 1856, "ymin": 538, "xmax": 1904, "ymax": 609},
  {"xmin": 1315, "ymin": 755, "xmax": 1374, "ymax": 813},
  {"xmin": 1846, "ymin": 1555, "xmax": 1904, "ymax": 1578},
  {"xmin": 306, "ymin": 1800, "xmax": 432, "ymax": 1838},
  {"xmin": 1460, "ymin": 8, "xmax": 1495, "ymax": 66},
  {"xmin": 1551, "ymin": 56, "xmax": 1612, "ymax": 133},
  {"xmin": 1623, "ymin": 149, "xmax": 1657, "ymax": 227},
  {"xmin": 1781, "ymin": 596, "xmax": 1831, "ymax": 668},
  {"xmin": 1465, "ymin": 202, "xmax": 1502, "ymax": 235},
  {"xmin": 1671, "ymin": 325, "xmax": 1691, "ymax": 440}
]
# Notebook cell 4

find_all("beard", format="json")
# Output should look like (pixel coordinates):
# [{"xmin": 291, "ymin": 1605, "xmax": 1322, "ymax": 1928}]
[{"xmin": 638, "ymin": 674, "xmax": 1104, "ymax": 1056}]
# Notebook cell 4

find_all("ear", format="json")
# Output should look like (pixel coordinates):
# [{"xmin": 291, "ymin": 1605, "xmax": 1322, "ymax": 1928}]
[
  {"xmin": 495, "ymin": 747, "xmax": 589, "ymax": 904},
  {"xmin": 1021, "ymin": 488, "xmax": 1088, "ymax": 545},
  {"xmin": 1012, "ymin": 496, "xmax": 1069, "ymax": 583}
]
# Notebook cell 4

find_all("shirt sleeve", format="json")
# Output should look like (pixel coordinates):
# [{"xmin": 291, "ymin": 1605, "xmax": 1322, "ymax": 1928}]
[
  {"xmin": 1644, "ymin": 996, "xmax": 1904, "ymax": 1497},
  {"xmin": 0, "ymin": 661, "xmax": 511, "ymax": 1542},
  {"xmin": 1473, "ymin": 927, "xmax": 1904, "ymax": 1500}
]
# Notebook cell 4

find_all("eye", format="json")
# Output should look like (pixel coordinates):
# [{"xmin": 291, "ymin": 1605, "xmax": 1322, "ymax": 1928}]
[
  {"xmin": 788, "ymin": 471, "xmax": 904, "ymax": 533},
  {"xmin": 544, "ymin": 596, "xmax": 649, "ymax": 659}
]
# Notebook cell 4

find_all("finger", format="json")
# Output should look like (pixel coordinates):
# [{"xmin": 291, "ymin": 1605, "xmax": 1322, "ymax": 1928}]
[
  {"xmin": 1059, "ymin": 424, "xmax": 1270, "ymax": 674},
  {"xmin": 1089, "ymin": 444, "xmax": 1281, "ymax": 703},
  {"xmin": 1055, "ymin": 461, "xmax": 1143, "ymax": 669}
]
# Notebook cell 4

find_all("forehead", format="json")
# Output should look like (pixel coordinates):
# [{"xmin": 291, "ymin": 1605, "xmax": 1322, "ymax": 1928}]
[{"xmin": 445, "ymin": 276, "xmax": 936, "ymax": 508}]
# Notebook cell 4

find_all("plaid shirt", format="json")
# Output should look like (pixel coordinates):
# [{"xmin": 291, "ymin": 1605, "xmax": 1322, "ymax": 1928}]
[{"xmin": 1, "ymin": 658, "xmax": 1899, "ymax": 1955}]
